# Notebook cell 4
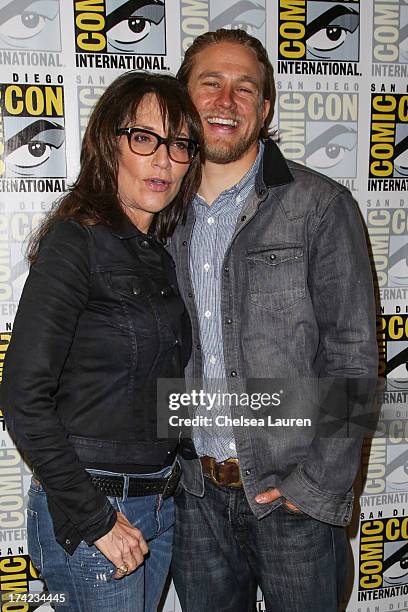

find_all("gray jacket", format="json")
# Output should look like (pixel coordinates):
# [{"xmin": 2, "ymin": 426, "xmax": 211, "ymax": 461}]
[{"xmin": 171, "ymin": 139, "xmax": 378, "ymax": 526}]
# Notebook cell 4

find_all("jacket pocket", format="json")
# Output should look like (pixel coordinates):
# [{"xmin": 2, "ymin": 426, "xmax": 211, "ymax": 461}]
[
  {"xmin": 246, "ymin": 244, "xmax": 305, "ymax": 311},
  {"xmin": 108, "ymin": 272, "xmax": 160, "ymax": 335}
]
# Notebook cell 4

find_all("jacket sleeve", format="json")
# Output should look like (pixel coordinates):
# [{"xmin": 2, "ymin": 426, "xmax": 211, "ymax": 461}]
[
  {"xmin": 279, "ymin": 189, "xmax": 379, "ymax": 526},
  {"xmin": 1, "ymin": 220, "xmax": 116, "ymax": 552}
]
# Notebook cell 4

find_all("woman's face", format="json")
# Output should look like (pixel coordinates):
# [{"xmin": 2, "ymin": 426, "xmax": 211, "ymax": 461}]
[{"xmin": 117, "ymin": 93, "xmax": 191, "ymax": 232}]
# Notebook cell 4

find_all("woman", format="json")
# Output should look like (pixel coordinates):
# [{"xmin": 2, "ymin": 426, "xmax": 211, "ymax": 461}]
[{"xmin": 1, "ymin": 72, "xmax": 203, "ymax": 612}]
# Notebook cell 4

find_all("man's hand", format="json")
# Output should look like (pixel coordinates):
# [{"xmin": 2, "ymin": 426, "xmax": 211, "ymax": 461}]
[
  {"xmin": 255, "ymin": 488, "xmax": 300, "ymax": 512},
  {"xmin": 94, "ymin": 511, "xmax": 149, "ymax": 579}
]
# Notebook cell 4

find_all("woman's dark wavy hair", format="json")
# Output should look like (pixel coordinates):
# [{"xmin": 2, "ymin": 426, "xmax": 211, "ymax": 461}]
[
  {"xmin": 177, "ymin": 28, "xmax": 275, "ymax": 139},
  {"xmin": 27, "ymin": 71, "xmax": 204, "ymax": 262}
]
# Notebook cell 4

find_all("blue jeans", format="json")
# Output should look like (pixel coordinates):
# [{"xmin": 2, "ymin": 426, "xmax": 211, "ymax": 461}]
[
  {"xmin": 27, "ymin": 466, "xmax": 175, "ymax": 612},
  {"xmin": 171, "ymin": 478, "xmax": 348, "ymax": 612}
]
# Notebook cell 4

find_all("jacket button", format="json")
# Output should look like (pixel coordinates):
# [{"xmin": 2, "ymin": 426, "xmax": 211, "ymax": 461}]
[
  {"xmin": 226, "ymin": 318, "xmax": 233, "ymax": 325},
  {"xmin": 269, "ymin": 254, "xmax": 276, "ymax": 261},
  {"xmin": 182, "ymin": 240, "xmax": 188, "ymax": 246},
  {"xmin": 230, "ymin": 370, "xmax": 237, "ymax": 377},
  {"xmin": 140, "ymin": 240, "xmax": 150, "ymax": 248},
  {"xmin": 65, "ymin": 539, "xmax": 71, "ymax": 545},
  {"xmin": 245, "ymin": 469, "xmax": 251, "ymax": 476},
  {"xmin": 188, "ymin": 292, "xmax": 193, "ymax": 298},
  {"xmin": 133, "ymin": 286, "xmax": 141, "ymax": 295},
  {"xmin": 175, "ymin": 339, "xmax": 180, "ymax": 345}
]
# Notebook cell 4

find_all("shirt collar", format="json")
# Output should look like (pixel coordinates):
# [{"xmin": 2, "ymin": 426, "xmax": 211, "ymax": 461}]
[{"xmin": 194, "ymin": 140, "xmax": 264, "ymax": 209}]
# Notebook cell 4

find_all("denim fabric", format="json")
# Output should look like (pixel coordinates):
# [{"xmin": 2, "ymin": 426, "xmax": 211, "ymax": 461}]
[
  {"xmin": 3, "ymin": 215, "xmax": 191, "ymax": 554},
  {"xmin": 170, "ymin": 139, "xmax": 378, "ymax": 526},
  {"xmin": 171, "ymin": 481, "xmax": 348, "ymax": 612},
  {"xmin": 27, "ymin": 468, "xmax": 175, "ymax": 612}
]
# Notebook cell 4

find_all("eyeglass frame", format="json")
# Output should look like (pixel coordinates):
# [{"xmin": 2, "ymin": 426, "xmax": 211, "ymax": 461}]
[{"xmin": 116, "ymin": 127, "xmax": 199, "ymax": 164}]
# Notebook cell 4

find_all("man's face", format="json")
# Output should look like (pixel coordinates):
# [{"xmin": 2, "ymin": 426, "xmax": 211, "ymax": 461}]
[{"xmin": 187, "ymin": 42, "xmax": 270, "ymax": 164}]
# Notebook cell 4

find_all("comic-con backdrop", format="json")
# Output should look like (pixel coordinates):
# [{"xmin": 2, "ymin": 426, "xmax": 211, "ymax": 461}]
[{"xmin": 0, "ymin": 1, "xmax": 407, "ymax": 611}]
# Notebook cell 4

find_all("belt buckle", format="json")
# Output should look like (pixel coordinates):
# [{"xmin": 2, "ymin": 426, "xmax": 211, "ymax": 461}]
[
  {"xmin": 224, "ymin": 457, "xmax": 242, "ymax": 488},
  {"xmin": 208, "ymin": 458, "xmax": 220, "ymax": 487}
]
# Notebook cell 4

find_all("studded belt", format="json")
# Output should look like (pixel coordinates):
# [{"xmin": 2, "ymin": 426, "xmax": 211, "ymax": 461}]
[{"xmin": 89, "ymin": 462, "xmax": 181, "ymax": 498}]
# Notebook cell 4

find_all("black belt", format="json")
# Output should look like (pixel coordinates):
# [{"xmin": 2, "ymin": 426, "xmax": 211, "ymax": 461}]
[{"xmin": 89, "ymin": 462, "xmax": 180, "ymax": 499}]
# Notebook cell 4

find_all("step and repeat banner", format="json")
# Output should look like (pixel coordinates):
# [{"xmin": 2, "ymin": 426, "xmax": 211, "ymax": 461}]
[{"xmin": 0, "ymin": 1, "xmax": 407, "ymax": 611}]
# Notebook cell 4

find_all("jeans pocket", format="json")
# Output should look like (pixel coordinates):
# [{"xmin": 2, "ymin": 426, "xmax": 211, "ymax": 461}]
[
  {"xmin": 27, "ymin": 507, "xmax": 43, "ymax": 575},
  {"xmin": 73, "ymin": 541, "xmax": 116, "ymax": 584}
]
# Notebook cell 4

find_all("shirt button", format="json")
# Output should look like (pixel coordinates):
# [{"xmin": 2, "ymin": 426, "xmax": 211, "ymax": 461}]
[
  {"xmin": 241, "ymin": 215, "xmax": 247, "ymax": 222},
  {"xmin": 207, "ymin": 217, "xmax": 215, "ymax": 225},
  {"xmin": 224, "ymin": 266, "xmax": 230, "ymax": 272},
  {"xmin": 204, "ymin": 310, "xmax": 212, "ymax": 318},
  {"xmin": 229, "ymin": 441, "xmax": 236, "ymax": 450},
  {"xmin": 245, "ymin": 469, "xmax": 251, "ymax": 476},
  {"xmin": 182, "ymin": 240, "xmax": 188, "ymax": 246},
  {"xmin": 226, "ymin": 318, "xmax": 233, "ymax": 325},
  {"xmin": 196, "ymin": 344, "xmax": 201, "ymax": 351},
  {"xmin": 230, "ymin": 370, "xmax": 237, "ymax": 377},
  {"xmin": 209, "ymin": 355, "xmax": 216, "ymax": 364},
  {"xmin": 203, "ymin": 263, "xmax": 211, "ymax": 272},
  {"xmin": 188, "ymin": 292, "xmax": 193, "ymax": 298},
  {"xmin": 270, "ymin": 254, "xmax": 276, "ymax": 261}
]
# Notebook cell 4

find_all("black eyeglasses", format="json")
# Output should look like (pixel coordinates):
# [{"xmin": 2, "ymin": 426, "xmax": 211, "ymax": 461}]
[{"xmin": 116, "ymin": 127, "xmax": 199, "ymax": 164}]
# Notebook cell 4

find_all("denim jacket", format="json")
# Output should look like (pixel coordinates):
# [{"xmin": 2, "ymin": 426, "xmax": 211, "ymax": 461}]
[
  {"xmin": 2, "ymin": 216, "xmax": 191, "ymax": 553},
  {"xmin": 170, "ymin": 139, "xmax": 378, "ymax": 527}
]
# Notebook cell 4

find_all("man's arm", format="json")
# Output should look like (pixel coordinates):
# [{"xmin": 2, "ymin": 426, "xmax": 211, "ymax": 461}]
[{"xmin": 257, "ymin": 190, "xmax": 378, "ymax": 525}]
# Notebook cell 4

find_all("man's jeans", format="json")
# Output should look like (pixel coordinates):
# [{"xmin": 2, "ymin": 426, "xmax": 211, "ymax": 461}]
[
  {"xmin": 27, "ymin": 466, "xmax": 175, "ymax": 612},
  {"xmin": 171, "ymin": 478, "xmax": 348, "ymax": 612}
]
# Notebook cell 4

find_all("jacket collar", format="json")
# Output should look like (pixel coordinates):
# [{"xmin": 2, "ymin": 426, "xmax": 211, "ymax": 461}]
[
  {"xmin": 255, "ymin": 138, "xmax": 294, "ymax": 194},
  {"xmin": 110, "ymin": 212, "xmax": 146, "ymax": 239}
]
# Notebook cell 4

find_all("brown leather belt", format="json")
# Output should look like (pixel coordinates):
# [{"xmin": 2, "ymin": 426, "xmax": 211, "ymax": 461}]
[{"xmin": 200, "ymin": 456, "xmax": 242, "ymax": 488}]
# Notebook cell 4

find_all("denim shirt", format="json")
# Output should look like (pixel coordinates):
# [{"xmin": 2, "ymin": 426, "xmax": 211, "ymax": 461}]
[{"xmin": 170, "ymin": 139, "xmax": 378, "ymax": 527}]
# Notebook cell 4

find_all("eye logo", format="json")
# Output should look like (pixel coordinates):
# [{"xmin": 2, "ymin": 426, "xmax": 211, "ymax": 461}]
[
  {"xmin": 377, "ymin": 315, "xmax": 408, "ymax": 392},
  {"xmin": 209, "ymin": 0, "xmax": 266, "ymax": 43},
  {"xmin": 278, "ymin": 0, "xmax": 360, "ymax": 62},
  {"xmin": 4, "ymin": 118, "xmax": 65, "ymax": 177},
  {"xmin": 278, "ymin": 91, "xmax": 358, "ymax": 180},
  {"xmin": 0, "ymin": 0, "xmax": 61, "ymax": 51},
  {"xmin": 386, "ymin": 445, "xmax": 408, "ymax": 494},
  {"xmin": 0, "ymin": 84, "xmax": 66, "ymax": 179},
  {"xmin": 106, "ymin": 0, "xmax": 165, "ymax": 54},
  {"xmin": 74, "ymin": 0, "xmax": 166, "ymax": 55},
  {"xmin": 368, "ymin": 208, "xmax": 408, "ymax": 290}
]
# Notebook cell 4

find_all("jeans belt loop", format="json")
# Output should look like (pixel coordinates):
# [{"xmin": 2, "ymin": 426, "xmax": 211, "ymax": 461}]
[{"xmin": 122, "ymin": 474, "xmax": 129, "ymax": 502}]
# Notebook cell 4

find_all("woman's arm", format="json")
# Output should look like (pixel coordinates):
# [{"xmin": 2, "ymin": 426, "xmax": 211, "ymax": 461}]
[{"xmin": 1, "ymin": 220, "xmax": 129, "ymax": 555}]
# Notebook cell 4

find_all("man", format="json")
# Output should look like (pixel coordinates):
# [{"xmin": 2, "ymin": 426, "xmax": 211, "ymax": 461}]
[{"xmin": 170, "ymin": 29, "xmax": 377, "ymax": 612}]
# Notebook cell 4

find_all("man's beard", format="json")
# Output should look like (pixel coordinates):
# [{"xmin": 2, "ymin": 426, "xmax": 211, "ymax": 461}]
[{"xmin": 204, "ymin": 124, "xmax": 261, "ymax": 164}]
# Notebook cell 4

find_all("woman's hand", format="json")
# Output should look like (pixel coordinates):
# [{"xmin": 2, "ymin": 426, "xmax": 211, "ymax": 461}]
[{"xmin": 94, "ymin": 511, "xmax": 149, "ymax": 579}]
